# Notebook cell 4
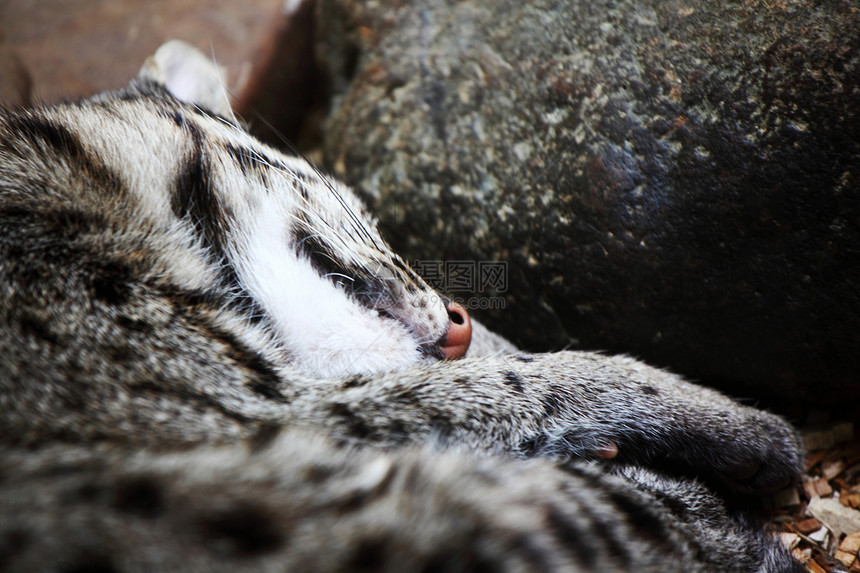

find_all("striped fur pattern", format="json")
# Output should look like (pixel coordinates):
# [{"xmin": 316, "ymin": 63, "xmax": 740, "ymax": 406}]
[{"xmin": 0, "ymin": 44, "xmax": 804, "ymax": 572}]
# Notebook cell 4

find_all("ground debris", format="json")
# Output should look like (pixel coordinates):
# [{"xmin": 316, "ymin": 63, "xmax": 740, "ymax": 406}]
[{"xmin": 771, "ymin": 420, "xmax": 859, "ymax": 572}]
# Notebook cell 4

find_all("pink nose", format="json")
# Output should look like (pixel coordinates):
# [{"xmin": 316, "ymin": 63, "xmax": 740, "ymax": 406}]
[{"xmin": 440, "ymin": 301, "xmax": 471, "ymax": 359}]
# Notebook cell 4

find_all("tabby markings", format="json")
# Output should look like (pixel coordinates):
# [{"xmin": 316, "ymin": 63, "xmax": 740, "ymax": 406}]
[
  {"xmin": 198, "ymin": 505, "xmax": 285, "ymax": 557},
  {"xmin": 504, "ymin": 371, "xmax": 526, "ymax": 394},
  {"xmin": 3, "ymin": 113, "xmax": 125, "ymax": 195},
  {"xmin": 169, "ymin": 126, "xmax": 267, "ymax": 323}
]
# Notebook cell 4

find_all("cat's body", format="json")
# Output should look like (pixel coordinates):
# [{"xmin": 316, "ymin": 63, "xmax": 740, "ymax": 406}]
[{"xmin": 0, "ymin": 43, "xmax": 804, "ymax": 572}]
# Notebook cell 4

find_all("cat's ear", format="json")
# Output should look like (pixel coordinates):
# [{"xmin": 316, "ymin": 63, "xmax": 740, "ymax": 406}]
[{"xmin": 138, "ymin": 40, "xmax": 234, "ymax": 118}]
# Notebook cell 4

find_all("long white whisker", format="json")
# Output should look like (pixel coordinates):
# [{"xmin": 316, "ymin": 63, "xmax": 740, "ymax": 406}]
[
  {"xmin": 324, "ymin": 273, "xmax": 355, "ymax": 282},
  {"xmin": 225, "ymin": 102, "xmax": 381, "ymax": 248}
]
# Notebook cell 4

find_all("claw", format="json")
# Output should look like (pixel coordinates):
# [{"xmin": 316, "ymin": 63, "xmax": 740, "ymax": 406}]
[{"xmin": 595, "ymin": 441, "xmax": 618, "ymax": 460}]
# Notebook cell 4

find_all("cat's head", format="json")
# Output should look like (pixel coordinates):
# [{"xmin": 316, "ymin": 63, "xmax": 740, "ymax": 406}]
[{"xmin": 102, "ymin": 41, "xmax": 472, "ymax": 377}]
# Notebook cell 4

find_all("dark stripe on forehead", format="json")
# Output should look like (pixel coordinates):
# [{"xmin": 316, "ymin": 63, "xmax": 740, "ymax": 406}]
[
  {"xmin": 170, "ymin": 123, "xmax": 230, "ymax": 258},
  {"xmin": 286, "ymin": 167, "xmax": 317, "ymax": 201},
  {"xmin": 129, "ymin": 81, "xmax": 238, "ymax": 124},
  {"xmin": 224, "ymin": 144, "xmax": 318, "ymax": 202},
  {"xmin": 163, "ymin": 108, "xmax": 187, "ymax": 129},
  {"xmin": 6, "ymin": 114, "xmax": 78, "ymax": 153},
  {"xmin": 118, "ymin": 80, "xmax": 174, "ymax": 102},
  {"xmin": 224, "ymin": 144, "xmax": 260, "ymax": 176},
  {"xmin": 224, "ymin": 144, "xmax": 288, "ymax": 174},
  {"xmin": 3, "ymin": 113, "xmax": 125, "ymax": 193},
  {"xmin": 153, "ymin": 99, "xmax": 223, "ymax": 132},
  {"xmin": 169, "ymin": 123, "xmax": 266, "ymax": 324}
]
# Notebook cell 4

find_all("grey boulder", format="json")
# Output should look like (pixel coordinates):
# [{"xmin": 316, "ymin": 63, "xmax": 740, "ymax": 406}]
[{"xmin": 319, "ymin": 0, "xmax": 859, "ymax": 405}]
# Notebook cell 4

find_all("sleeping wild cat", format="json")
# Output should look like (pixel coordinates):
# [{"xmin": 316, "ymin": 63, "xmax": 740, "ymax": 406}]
[{"xmin": 0, "ymin": 41, "xmax": 804, "ymax": 572}]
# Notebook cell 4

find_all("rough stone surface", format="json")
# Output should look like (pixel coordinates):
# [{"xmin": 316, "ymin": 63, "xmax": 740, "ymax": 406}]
[{"xmin": 319, "ymin": 0, "xmax": 859, "ymax": 404}]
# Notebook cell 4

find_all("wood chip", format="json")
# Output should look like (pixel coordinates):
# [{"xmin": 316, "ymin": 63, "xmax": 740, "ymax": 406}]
[
  {"xmin": 804, "ymin": 478, "xmax": 834, "ymax": 498},
  {"xmin": 823, "ymin": 460, "xmax": 847, "ymax": 480},
  {"xmin": 808, "ymin": 496, "xmax": 860, "ymax": 538},
  {"xmin": 840, "ymin": 531, "xmax": 860, "ymax": 554},
  {"xmin": 763, "ymin": 420, "xmax": 856, "ymax": 572},
  {"xmin": 794, "ymin": 517, "xmax": 824, "ymax": 534},
  {"xmin": 792, "ymin": 547, "xmax": 811, "ymax": 564},
  {"xmin": 837, "ymin": 550, "xmax": 857, "ymax": 568},
  {"xmin": 808, "ymin": 527, "xmax": 830, "ymax": 548},
  {"xmin": 781, "ymin": 532, "xmax": 802, "ymax": 551},
  {"xmin": 817, "ymin": 479, "xmax": 834, "ymax": 497}
]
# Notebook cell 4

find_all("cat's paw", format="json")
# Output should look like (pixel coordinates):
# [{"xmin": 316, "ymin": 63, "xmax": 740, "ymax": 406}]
[{"xmin": 701, "ymin": 410, "xmax": 804, "ymax": 494}]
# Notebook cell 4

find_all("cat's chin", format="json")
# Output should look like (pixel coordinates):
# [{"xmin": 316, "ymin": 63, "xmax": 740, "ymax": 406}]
[{"xmin": 290, "ymin": 343, "xmax": 426, "ymax": 379}]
